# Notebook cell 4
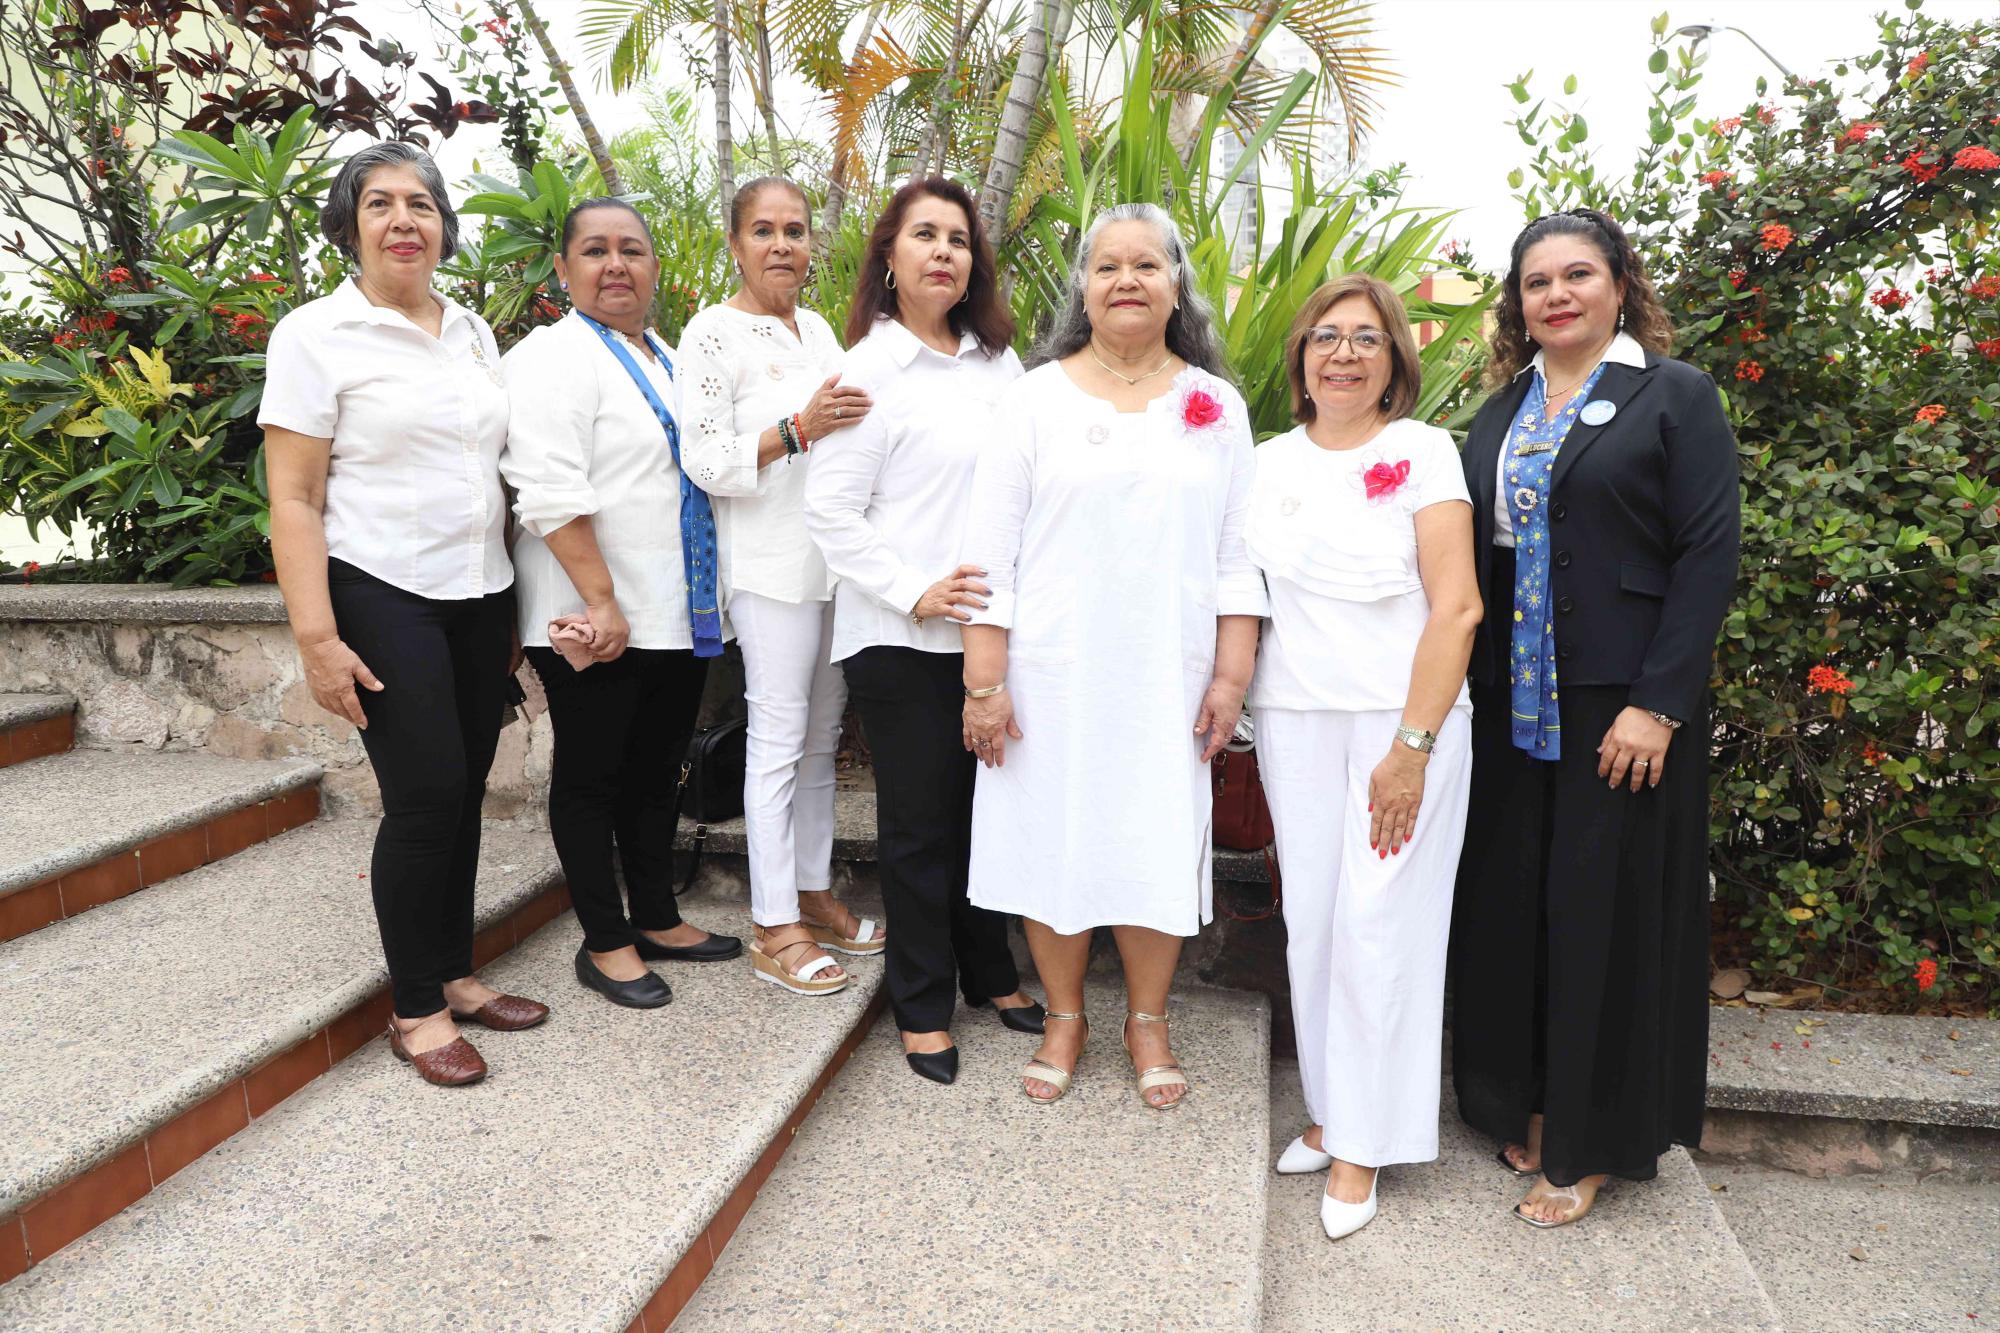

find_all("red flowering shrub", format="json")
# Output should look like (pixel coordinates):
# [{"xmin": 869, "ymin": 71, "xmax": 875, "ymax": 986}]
[
  {"xmin": 1869, "ymin": 287, "xmax": 1909, "ymax": 311},
  {"xmin": 1841, "ymin": 122, "xmax": 1882, "ymax": 144},
  {"xmin": 1969, "ymin": 275, "xmax": 2000, "ymax": 299},
  {"xmin": 1734, "ymin": 358, "xmax": 1764, "ymax": 381},
  {"xmin": 1701, "ymin": 170, "xmax": 1733, "ymax": 188},
  {"xmin": 1901, "ymin": 150, "xmax": 1943, "ymax": 184},
  {"xmin": 1953, "ymin": 145, "xmax": 2000, "ymax": 170},
  {"xmin": 1913, "ymin": 403, "xmax": 1946, "ymax": 424},
  {"xmin": 1915, "ymin": 958, "xmax": 1939, "ymax": 991},
  {"xmin": 1758, "ymin": 222, "xmax": 1794, "ymax": 251}
]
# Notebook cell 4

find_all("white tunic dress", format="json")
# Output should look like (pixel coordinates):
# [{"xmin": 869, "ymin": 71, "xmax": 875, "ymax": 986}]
[{"xmin": 962, "ymin": 362, "xmax": 1270, "ymax": 936}]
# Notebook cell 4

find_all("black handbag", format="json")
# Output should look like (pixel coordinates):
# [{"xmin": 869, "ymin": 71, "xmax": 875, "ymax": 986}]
[{"xmin": 669, "ymin": 716, "xmax": 746, "ymax": 894}]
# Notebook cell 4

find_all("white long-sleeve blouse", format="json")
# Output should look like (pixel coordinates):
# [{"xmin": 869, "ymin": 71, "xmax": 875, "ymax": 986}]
[
  {"xmin": 498, "ymin": 311, "xmax": 725, "ymax": 650},
  {"xmin": 676, "ymin": 302, "xmax": 845, "ymax": 605},
  {"xmin": 802, "ymin": 317, "xmax": 1024, "ymax": 663}
]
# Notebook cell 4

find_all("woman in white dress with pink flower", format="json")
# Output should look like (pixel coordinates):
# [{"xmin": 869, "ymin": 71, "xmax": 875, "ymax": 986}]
[
  {"xmin": 1247, "ymin": 274, "xmax": 1482, "ymax": 1240},
  {"xmin": 960, "ymin": 203, "xmax": 1268, "ymax": 1110}
]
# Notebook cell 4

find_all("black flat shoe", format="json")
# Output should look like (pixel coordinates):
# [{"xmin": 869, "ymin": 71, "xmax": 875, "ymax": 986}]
[
  {"xmin": 634, "ymin": 930, "xmax": 744, "ymax": 963},
  {"xmin": 574, "ymin": 945, "xmax": 673, "ymax": 1009},
  {"xmin": 905, "ymin": 1046, "xmax": 959, "ymax": 1085},
  {"xmin": 970, "ymin": 996, "xmax": 1047, "ymax": 1035}
]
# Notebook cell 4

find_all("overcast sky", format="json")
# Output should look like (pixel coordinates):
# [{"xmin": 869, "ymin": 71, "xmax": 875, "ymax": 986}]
[{"xmin": 358, "ymin": 0, "xmax": 1993, "ymax": 262}]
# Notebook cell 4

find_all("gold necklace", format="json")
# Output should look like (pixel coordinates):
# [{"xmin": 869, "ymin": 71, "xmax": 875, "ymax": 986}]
[{"xmin": 1089, "ymin": 340, "xmax": 1174, "ymax": 386}]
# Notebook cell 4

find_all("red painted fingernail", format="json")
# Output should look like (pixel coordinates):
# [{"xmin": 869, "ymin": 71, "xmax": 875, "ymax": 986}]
[
  {"xmin": 1392, "ymin": 847, "xmax": 1401, "ymax": 856},
  {"xmin": 1378, "ymin": 848, "xmax": 1388, "ymax": 860}
]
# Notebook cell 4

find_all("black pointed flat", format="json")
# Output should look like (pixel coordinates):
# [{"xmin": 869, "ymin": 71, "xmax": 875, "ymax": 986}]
[
  {"xmin": 970, "ymin": 996, "xmax": 1047, "ymax": 1035},
  {"xmin": 634, "ymin": 930, "xmax": 744, "ymax": 963},
  {"xmin": 574, "ymin": 945, "xmax": 673, "ymax": 1009},
  {"xmin": 905, "ymin": 1046, "xmax": 959, "ymax": 1085}
]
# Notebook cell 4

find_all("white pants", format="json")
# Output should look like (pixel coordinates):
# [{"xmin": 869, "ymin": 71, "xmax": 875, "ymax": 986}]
[
  {"xmin": 1258, "ymin": 705, "xmax": 1472, "ymax": 1168},
  {"xmin": 731, "ymin": 592, "xmax": 847, "ymax": 926}
]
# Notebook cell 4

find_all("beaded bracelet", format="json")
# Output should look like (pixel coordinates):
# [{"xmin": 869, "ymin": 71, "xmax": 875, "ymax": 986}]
[
  {"xmin": 792, "ymin": 413, "xmax": 809, "ymax": 453},
  {"xmin": 778, "ymin": 415, "xmax": 798, "ymax": 457}
]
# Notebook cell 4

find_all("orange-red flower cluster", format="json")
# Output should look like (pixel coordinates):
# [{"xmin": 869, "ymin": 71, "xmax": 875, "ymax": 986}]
[
  {"xmin": 1914, "ymin": 957, "xmax": 1938, "ymax": 991},
  {"xmin": 1862, "ymin": 742, "xmax": 1885, "ymax": 766},
  {"xmin": 1977, "ymin": 338, "xmax": 2000, "ymax": 360},
  {"xmin": 1907, "ymin": 52, "xmax": 1931, "ymax": 77},
  {"xmin": 1924, "ymin": 266, "xmax": 1953, "ymax": 283},
  {"xmin": 1755, "ymin": 104, "xmax": 1777, "ymax": 126},
  {"xmin": 1969, "ymin": 275, "xmax": 2000, "ymax": 299},
  {"xmin": 1841, "ymin": 122, "xmax": 1882, "ymax": 145},
  {"xmin": 1701, "ymin": 170, "xmax": 1733, "ymax": 189},
  {"xmin": 1735, "ymin": 358, "xmax": 1765, "ymax": 382},
  {"xmin": 1870, "ymin": 287, "xmax": 1909, "ymax": 312},
  {"xmin": 1914, "ymin": 404, "xmax": 1947, "ymax": 425},
  {"xmin": 1901, "ymin": 150, "xmax": 1942, "ymax": 184},
  {"xmin": 1953, "ymin": 145, "xmax": 2000, "ymax": 171},
  {"xmin": 1759, "ymin": 223, "xmax": 1793, "ymax": 252},
  {"xmin": 1806, "ymin": 664, "xmax": 1854, "ymax": 695},
  {"xmin": 1710, "ymin": 116, "xmax": 1744, "ymax": 136},
  {"xmin": 1916, "ymin": 343, "xmax": 1935, "ymax": 356},
  {"xmin": 1728, "ymin": 268, "xmax": 1747, "ymax": 288},
  {"xmin": 229, "ymin": 311, "xmax": 267, "ymax": 343},
  {"xmin": 104, "ymin": 266, "xmax": 131, "ymax": 285}
]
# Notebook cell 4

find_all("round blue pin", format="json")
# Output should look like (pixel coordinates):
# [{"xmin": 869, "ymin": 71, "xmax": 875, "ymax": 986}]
[{"xmin": 1579, "ymin": 399, "xmax": 1616, "ymax": 427}]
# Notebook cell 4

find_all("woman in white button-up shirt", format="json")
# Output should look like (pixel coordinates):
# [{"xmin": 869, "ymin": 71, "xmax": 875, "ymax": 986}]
[
  {"xmin": 262, "ymin": 144, "xmax": 546, "ymax": 1089},
  {"xmin": 500, "ymin": 199, "xmax": 744, "ymax": 1013},
  {"xmin": 803, "ymin": 178, "xmax": 1041, "ymax": 1086},
  {"xmin": 678, "ymin": 178, "xmax": 880, "ymax": 996}
]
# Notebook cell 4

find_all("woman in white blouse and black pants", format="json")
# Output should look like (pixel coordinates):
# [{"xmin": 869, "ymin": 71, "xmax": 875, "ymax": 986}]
[
  {"xmin": 805, "ymin": 179, "xmax": 1041, "ymax": 1085},
  {"xmin": 501, "ymin": 199, "xmax": 742, "ymax": 1011},
  {"xmin": 263, "ymin": 144, "xmax": 546, "ymax": 1088},
  {"xmin": 679, "ymin": 177, "xmax": 882, "ymax": 993}
]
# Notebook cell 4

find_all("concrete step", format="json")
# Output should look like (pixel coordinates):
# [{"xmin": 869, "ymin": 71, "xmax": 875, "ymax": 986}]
[
  {"xmin": 675, "ymin": 983, "xmax": 1272, "ymax": 1331},
  {"xmin": 1707, "ymin": 1006, "xmax": 1998, "ymax": 1129},
  {"xmin": 0, "ymin": 889, "xmax": 883, "ymax": 1328},
  {"xmin": 0, "ymin": 748, "xmax": 323, "ymax": 942},
  {"xmin": 1259, "ymin": 1058, "xmax": 1783, "ymax": 1331},
  {"xmin": 1700, "ymin": 1159, "xmax": 2000, "ymax": 1330},
  {"xmin": 0, "ymin": 693, "xmax": 74, "ymax": 769},
  {"xmin": 0, "ymin": 820, "xmax": 565, "ymax": 1282}
]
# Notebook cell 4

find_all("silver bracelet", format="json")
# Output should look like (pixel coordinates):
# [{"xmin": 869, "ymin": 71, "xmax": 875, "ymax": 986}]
[{"xmin": 1647, "ymin": 710, "xmax": 1683, "ymax": 730}]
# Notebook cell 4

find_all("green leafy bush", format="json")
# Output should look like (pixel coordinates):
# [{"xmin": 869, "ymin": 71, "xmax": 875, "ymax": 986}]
[{"xmin": 1509, "ymin": 4, "xmax": 2000, "ymax": 1007}]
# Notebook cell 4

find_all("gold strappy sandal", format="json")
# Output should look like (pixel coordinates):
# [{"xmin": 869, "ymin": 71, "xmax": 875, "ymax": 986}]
[
  {"xmin": 1124, "ymin": 1009, "xmax": 1189, "ymax": 1111},
  {"xmin": 1021, "ymin": 1011, "xmax": 1086, "ymax": 1104}
]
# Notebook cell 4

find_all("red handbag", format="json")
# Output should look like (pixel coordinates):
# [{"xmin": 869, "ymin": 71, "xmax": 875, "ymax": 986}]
[{"xmin": 1211, "ymin": 729, "xmax": 1282, "ymax": 922}]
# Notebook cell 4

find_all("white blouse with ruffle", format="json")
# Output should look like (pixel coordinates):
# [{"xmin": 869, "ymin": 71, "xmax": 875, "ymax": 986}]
[{"xmin": 1247, "ymin": 418, "xmax": 1473, "ymax": 714}]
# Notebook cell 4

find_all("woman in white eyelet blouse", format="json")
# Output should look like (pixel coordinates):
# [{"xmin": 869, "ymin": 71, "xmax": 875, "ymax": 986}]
[{"xmin": 676, "ymin": 176, "xmax": 882, "ymax": 991}]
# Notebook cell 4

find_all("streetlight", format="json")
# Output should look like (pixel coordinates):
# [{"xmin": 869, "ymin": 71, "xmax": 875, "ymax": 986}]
[{"xmin": 1673, "ymin": 23, "xmax": 1798, "ymax": 82}]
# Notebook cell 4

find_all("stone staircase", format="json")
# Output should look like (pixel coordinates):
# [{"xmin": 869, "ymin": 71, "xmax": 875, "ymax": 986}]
[{"xmin": 0, "ymin": 695, "xmax": 1992, "ymax": 1330}]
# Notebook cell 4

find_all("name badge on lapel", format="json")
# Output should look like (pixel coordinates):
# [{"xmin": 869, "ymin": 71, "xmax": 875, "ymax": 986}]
[{"xmin": 1579, "ymin": 399, "xmax": 1616, "ymax": 427}]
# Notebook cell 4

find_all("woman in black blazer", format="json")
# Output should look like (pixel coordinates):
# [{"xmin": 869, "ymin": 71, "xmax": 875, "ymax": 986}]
[{"xmin": 1450, "ymin": 209, "xmax": 1739, "ymax": 1228}]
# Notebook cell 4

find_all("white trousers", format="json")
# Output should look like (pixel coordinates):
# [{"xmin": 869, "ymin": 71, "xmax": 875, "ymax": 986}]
[
  {"xmin": 1258, "ymin": 705, "xmax": 1472, "ymax": 1168},
  {"xmin": 731, "ymin": 592, "xmax": 847, "ymax": 926}
]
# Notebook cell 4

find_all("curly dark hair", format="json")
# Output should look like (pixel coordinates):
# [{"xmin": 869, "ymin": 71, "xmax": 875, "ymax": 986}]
[
  {"xmin": 844, "ymin": 178, "xmax": 1014, "ymax": 356},
  {"xmin": 1484, "ymin": 208, "xmax": 1673, "ymax": 389}
]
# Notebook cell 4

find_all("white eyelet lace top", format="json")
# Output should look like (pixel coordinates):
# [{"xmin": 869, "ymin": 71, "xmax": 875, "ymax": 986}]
[{"xmin": 677, "ymin": 302, "xmax": 846, "ymax": 605}]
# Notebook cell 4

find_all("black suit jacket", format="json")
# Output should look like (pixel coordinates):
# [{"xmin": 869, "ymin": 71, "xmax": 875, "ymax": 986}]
[{"xmin": 1461, "ymin": 350, "xmax": 1741, "ymax": 723}]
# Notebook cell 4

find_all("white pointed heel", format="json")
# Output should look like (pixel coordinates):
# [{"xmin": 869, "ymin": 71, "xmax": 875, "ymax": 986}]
[
  {"xmin": 1320, "ymin": 1173, "xmax": 1378, "ymax": 1241},
  {"xmin": 1277, "ymin": 1135, "xmax": 1334, "ymax": 1175}
]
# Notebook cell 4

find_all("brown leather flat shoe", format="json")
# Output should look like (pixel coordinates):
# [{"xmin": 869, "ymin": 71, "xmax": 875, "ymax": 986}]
[
  {"xmin": 450, "ymin": 994, "xmax": 550, "ymax": 1031},
  {"xmin": 386, "ymin": 1023, "xmax": 488, "ymax": 1086}
]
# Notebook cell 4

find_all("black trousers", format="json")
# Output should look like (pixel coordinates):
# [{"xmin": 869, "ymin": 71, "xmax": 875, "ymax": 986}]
[
  {"xmin": 327, "ymin": 559, "xmax": 515, "ymax": 1019},
  {"xmin": 527, "ymin": 646, "xmax": 709, "ymax": 953},
  {"xmin": 842, "ymin": 646, "xmax": 1019, "ymax": 1033},
  {"xmin": 1450, "ymin": 546, "xmax": 1711, "ymax": 1187}
]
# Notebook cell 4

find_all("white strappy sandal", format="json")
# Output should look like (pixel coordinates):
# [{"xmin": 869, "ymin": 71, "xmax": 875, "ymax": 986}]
[
  {"xmin": 749, "ymin": 934, "xmax": 849, "ymax": 996},
  {"xmin": 1021, "ymin": 1011, "xmax": 1086, "ymax": 1103},
  {"xmin": 1124, "ymin": 1009, "xmax": 1189, "ymax": 1111}
]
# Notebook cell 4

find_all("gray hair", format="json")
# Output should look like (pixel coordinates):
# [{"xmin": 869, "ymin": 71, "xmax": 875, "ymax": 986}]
[
  {"xmin": 319, "ymin": 142, "xmax": 461, "ymax": 264},
  {"xmin": 1030, "ymin": 203, "xmax": 1230, "ymax": 378}
]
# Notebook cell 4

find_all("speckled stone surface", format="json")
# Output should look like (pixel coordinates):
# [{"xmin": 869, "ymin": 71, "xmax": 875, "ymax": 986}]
[
  {"xmin": 673, "ymin": 788, "xmax": 1272, "ymax": 883},
  {"xmin": 1258, "ymin": 1059, "xmax": 1783, "ymax": 1331},
  {"xmin": 0, "ymin": 747, "xmax": 321, "ymax": 895},
  {"xmin": 677, "ymin": 983, "xmax": 1271, "ymax": 1331},
  {"xmin": 1709, "ymin": 1008, "xmax": 1999, "ymax": 1128},
  {"xmin": 0, "ymin": 584, "xmax": 289, "ymax": 623},
  {"xmin": 0, "ymin": 889, "xmax": 883, "ymax": 1331},
  {"xmin": 0, "ymin": 692, "xmax": 73, "ymax": 729},
  {"xmin": 0, "ymin": 820, "xmax": 559, "ymax": 1215},
  {"xmin": 1704, "ymin": 1160, "xmax": 2000, "ymax": 1330}
]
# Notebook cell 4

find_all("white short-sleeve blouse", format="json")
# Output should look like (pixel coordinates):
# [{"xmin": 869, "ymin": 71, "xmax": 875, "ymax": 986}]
[
  {"xmin": 258, "ymin": 279, "xmax": 512, "ymax": 600},
  {"xmin": 1247, "ymin": 418, "xmax": 1472, "ymax": 714}
]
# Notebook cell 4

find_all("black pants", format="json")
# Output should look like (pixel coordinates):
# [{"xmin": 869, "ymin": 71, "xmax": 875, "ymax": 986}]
[
  {"xmin": 526, "ymin": 646, "xmax": 709, "ymax": 953},
  {"xmin": 843, "ymin": 646, "xmax": 1019, "ymax": 1033},
  {"xmin": 327, "ymin": 559, "xmax": 515, "ymax": 1019}
]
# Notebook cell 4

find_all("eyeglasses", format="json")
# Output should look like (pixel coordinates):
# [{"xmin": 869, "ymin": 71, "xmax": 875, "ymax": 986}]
[{"xmin": 1306, "ymin": 327, "xmax": 1389, "ymax": 356}]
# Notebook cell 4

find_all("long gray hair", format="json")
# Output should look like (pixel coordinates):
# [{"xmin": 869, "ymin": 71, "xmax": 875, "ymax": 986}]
[{"xmin": 1030, "ymin": 202, "xmax": 1229, "ymax": 378}]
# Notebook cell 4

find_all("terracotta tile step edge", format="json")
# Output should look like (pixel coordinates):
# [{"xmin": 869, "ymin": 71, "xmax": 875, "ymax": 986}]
[
  {"xmin": 0, "ymin": 879, "xmax": 575, "ymax": 1287},
  {"xmin": 0, "ymin": 712, "xmax": 74, "ymax": 770},
  {"xmin": 0, "ymin": 785, "xmax": 321, "ymax": 945},
  {"xmin": 622, "ymin": 988, "xmax": 889, "ymax": 1333}
]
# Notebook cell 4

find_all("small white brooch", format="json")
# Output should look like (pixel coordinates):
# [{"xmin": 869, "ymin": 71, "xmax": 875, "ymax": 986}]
[
  {"xmin": 1087, "ymin": 423, "xmax": 1110, "ymax": 445},
  {"xmin": 765, "ymin": 363, "xmax": 786, "ymax": 381},
  {"xmin": 1279, "ymin": 497, "xmax": 1301, "ymax": 517}
]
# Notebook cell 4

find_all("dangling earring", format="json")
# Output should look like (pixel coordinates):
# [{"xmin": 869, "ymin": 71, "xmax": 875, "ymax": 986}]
[
  {"xmin": 1380, "ymin": 389, "xmax": 1392, "ymax": 410},
  {"xmin": 885, "ymin": 270, "xmax": 897, "ymax": 291},
  {"xmin": 1617, "ymin": 307, "xmax": 1627, "ymax": 331}
]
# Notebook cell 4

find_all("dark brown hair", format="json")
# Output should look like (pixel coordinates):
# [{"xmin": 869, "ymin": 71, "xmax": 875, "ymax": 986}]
[
  {"xmin": 1283, "ymin": 274, "xmax": 1422, "ymax": 424},
  {"xmin": 728, "ymin": 176, "xmax": 810, "ymax": 236},
  {"xmin": 1484, "ymin": 207, "xmax": 1673, "ymax": 389},
  {"xmin": 844, "ymin": 178, "xmax": 1014, "ymax": 356}
]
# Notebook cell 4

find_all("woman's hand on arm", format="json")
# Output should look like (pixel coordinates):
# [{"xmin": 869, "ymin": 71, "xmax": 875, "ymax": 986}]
[
  {"xmin": 914, "ymin": 565, "xmax": 990, "ymax": 623},
  {"xmin": 541, "ymin": 516, "xmax": 629, "ymax": 662},
  {"xmin": 265, "ymin": 426, "xmax": 382, "ymax": 729}
]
